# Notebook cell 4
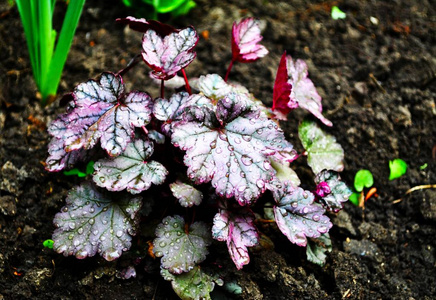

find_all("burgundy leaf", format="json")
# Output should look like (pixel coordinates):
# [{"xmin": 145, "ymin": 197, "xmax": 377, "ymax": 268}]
[
  {"xmin": 287, "ymin": 56, "xmax": 332, "ymax": 126},
  {"xmin": 142, "ymin": 27, "xmax": 198, "ymax": 80},
  {"xmin": 273, "ymin": 183, "xmax": 332, "ymax": 247},
  {"xmin": 93, "ymin": 139, "xmax": 168, "ymax": 194},
  {"xmin": 52, "ymin": 182, "xmax": 142, "ymax": 261},
  {"xmin": 116, "ymin": 16, "xmax": 178, "ymax": 36},
  {"xmin": 232, "ymin": 18, "xmax": 269, "ymax": 63},
  {"xmin": 171, "ymin": 94, "xmax": 297, "ymax": 205},
  {"xmin": 314, "ymin": 170, "xmax": 351, "ymax": 212},
  {"xmin": 212, "ymin": 202, "xmax": 258, "ymax": 269},
  {"xmin": 272, "ymin": 51, "xmax": 294, "ymax": 117},
  {"xmin": 47, "ymin": 72, "xmax": 153, "ymax": 157}
]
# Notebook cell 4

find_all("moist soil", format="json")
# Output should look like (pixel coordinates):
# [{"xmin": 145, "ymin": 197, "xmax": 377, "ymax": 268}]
[{"xmin": 1, "ymin": 0, "xmax": 435, "ymax": 299}]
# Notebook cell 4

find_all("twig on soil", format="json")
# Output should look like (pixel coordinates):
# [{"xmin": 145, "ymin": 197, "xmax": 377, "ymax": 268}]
[
  {"xmin": 369, "ymin": 73, "xmax": 386, "ymax": 94},
  {"xmin": 392, "ymin": 184, "xmax": 436, "ymax": 203}
]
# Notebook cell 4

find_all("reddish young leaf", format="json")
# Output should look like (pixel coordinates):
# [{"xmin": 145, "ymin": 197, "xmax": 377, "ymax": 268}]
[
  {"xmin": 212, "ymin": 202, "xmax": 258, "ymax": 269},
  {"xmin": 231, "ymin": 18, "xmax": 269, "ymax": 63},
  {"xmin": 272, "ymin": 51, "xmax": 294, "ymax": 116},
  {"xmin": 47, "ymin": 72, "xmax": 153, "ymax": 157},
  {"xmin": 142, "ymin": 27, "xmax": 199, "ymax": 80},
  {"xmin": 116, "ymin": 16, "xmax": 178, "ymax": 37}
]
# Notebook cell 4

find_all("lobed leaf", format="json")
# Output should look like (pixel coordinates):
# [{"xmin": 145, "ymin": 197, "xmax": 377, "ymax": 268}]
[
  {"xmin": 47, "ymin": 72, "xmax": 153, "ymax": 158},
  {"xmin": 306, "ymin": 233, "xmax": 332, "ymax": 266},
  {"xmin": 354, "ymin": 169, "xmax": 373, "ymax": 192},
  {"xmin": 299, "ymin": 120, "xmax": 344, "ymax": 174},
  {"xmin": 52, "ymin": 182, "xmax": 142, "ymax": 261},
  {"xmin": 161, "ymin": 266, "xmax": 222, "ymax": 300},
  {"xmin": 287, "ymin": 56, "xmax": 332, "ymax": 126},
  {"xmin": 93, "ymin": 139, "xmax": 168, "ymax": 194},
  {"xmin": 142, "ymin": 27, "xmax": 198, "ymax": 80},
  {"xmin": 314, "ymin": 170, "xmax": 351, "ymax": 212},
  {"xmin": 153, "ymin": 215, "xmax": 212, "ymax": 274},
  {"xmin": 231, "ymin": 18, "xmax": 268, "ymax": 63},
  {"xmin": 171, "ymin": 93, "xmax": 297, "ymax": 205},
  {"xmin": 212, "ymin": 203, "xmax": 258, "ymax": 269},
  {"xmin": 273, "ymin": 183, "xmax": 332, "ymax": 247},
  {"xmin": 170, "ymin": 181, "xmax": 203, "ymax": 207}
]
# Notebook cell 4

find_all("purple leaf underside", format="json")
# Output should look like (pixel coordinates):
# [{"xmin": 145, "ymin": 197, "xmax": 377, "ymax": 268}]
[
  {"xmin": 116, "ymin": 16, "xmax": 178, "ymax": 36},
  {"xmin": 48, "ymin": 72, "xmax": 153, "ymax": 158},
  {"xmin": 287, "ymin": 56, "xmax": 332, "ymax": 126},
  {"xmin": 170, "ymin": 181, "xmax": 203, "ymax": 207},
  {"xmin": 314, "ymin": 170, "xmax": 351, "ymax": 212},
  {"xmin": 232, "ymin": 18, "xmax": 268, "ymax": 63},
  {"xmin": 93, "ymin": 139, "xmax": 168, "ymax": 194},
  {"xmin": 142, "ymin": 27, "xmax": 198, "ymax": 80},
  {"xmin": 212, "ymin": 205, "xmax": 258, "ymax": 269},
  {"xmin": 272, "ymin": 51, "xmax": 294, "ymax": 116},
  {"xmin": 171, "ymin": 93, "xmax": 297, "ymax": 205},
  {"xmin": 52, "ymin": 182, "xmax": 142, "ymax": 261},
  {"xmin": 153, "ymin": 215, "xmax": 212, "ymax": 274},
  {"xmin": 273, "ymin": 183, "xmax": 332, "ymax": 247}
]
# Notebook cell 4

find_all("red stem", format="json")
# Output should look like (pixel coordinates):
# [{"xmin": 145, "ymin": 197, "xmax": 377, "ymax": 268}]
[
  {"xmin": 160, "ymin": 79, "xmax": 165, "ymax": 98},
  {"xmin": 116, "ymin": 54, "xmax": 142, "ymax": 77},
  {"xmin": 224, "ymin": 59, "xmax": 235, "ymax": 82},
  {"xmin": 181, "ymin": 69, "xmax": 192, "ymax": 95},
  {"xmin": 141, "ymin": 126, "xmax": 148, "ymax": 135}
]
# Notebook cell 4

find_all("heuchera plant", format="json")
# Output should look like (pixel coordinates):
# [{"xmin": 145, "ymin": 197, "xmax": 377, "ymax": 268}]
[{"xmin": 45, "ymin": 16, "xmax": 351, "ymax": 299}]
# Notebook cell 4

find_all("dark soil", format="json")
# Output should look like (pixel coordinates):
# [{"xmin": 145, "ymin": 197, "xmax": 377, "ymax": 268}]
[{"xmin": 1, "ymin": 0, "xmax": 435, "ymax": 299}]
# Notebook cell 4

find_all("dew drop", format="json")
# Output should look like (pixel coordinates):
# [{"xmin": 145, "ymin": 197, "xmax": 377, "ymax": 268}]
[
  {"xmin": 256, "ymin": 179, "xmax": 265, "ymax": 188},
  {"xmin": 241, "ymin": 155, "xmax": 253, "ymax": 166},
  {"xmin": 78, "ymin": 228, "xmax": 84, "ymax": 235},
  {"xmin": 234, "ymin": 137, "xmax": 241, "ymax": 144},
  {"xmin": 242, "ymin": 135, "xmax": 252, "ymax": 142},
  {"xmin": 159, "ymin": 241, "xmax": 167, "ymax": 248},
  {"xmin": 302, "ymin": 207, "xmax": 309, "ymax": 214},
  {"xmin": 240, "ymin": 171, "xmax": 246, "ymax": 178},
  {"xmin": 89, "ymin": 218, "xmax": 95, "ymax": 225},
  {"xmin": 218, "ymin": 133, "xmax": 228, "ymax": 142},
  {"xmin": 99, "ymin": 177, "xmax": 106, "ymax": 183},
  {"xmin": 263, "ymin": 160, "xmax": 271, "ymax": 170},
  {"xmin": 62, "ymin": 207, "xmax": 68, "ymax": 212},
  {"xmin": 69, "ymin": 222, "xmax": 76, "ymax": 230},
  {"xmin": 256, "ymin": 128, "xmax": 264, "ymax": 135},
  {"xmin": 226, "ymin": 162, "xmax": 231, "ymax": 168},
  {"xmin": 291, "ymin": 202, "xmax": 298, "ymax": 208},
  {"xmin": 312, "ymin": 215, "xmax": 320, "ymax": 222},
  {"xmin": 216, "ymin": 147, "xmax": 223, "ymax": 154},
  {"xmin": 210, "ymin": 140, "xmax": 217, "ymax": 149},
  {"xmin": 116, "ymin": 137, "xmax": 124, "ymax": 144},
  {"xmin": 68, "ymin": 233, "xmax": 74, "ymax": 240},
  {"xmin": 155, "ymin": 251, "xmax": 163, "ymax": 257},
  {"xmin": 116, "ymin": 230, "xmax": 123, "ymax": 237},
  {"xmin": 318, "ymin": 225, "xmax": 328, "ymax": 232},
  {"xmin": 303, "ymin": 192, "xmax": 308, "ymax": 199}
]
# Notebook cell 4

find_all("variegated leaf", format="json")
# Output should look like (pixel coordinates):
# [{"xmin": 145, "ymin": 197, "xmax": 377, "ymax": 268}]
[{"xmin": 93, "ymin": 139, "xmax": 167, "ymax": 194}]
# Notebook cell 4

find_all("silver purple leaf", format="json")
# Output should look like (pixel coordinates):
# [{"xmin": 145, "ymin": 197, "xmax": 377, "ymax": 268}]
[
  {"xmin": 212, "ymin": 203, "xmax": 258, "ymax": 270},
  {"xmin": 45, "ymin": 137, "xmax": 90, "ymax": 172},
  {"xmin": 298, "ymin": 120, "xmax": 344, "ymax": 174},
  {"xmin": 232, "ymin": 18, "xmax": 268, "ymax": 63},
  {"xmin": 142, "ymin": 27, "xmax": 198, "ymax": 80},
  {"xmin": 47, "ymin": 72, "xmax": 153, "ymax": 157},
  {"xmin": 171, "ymin": 93, "xmax": 297, "ymax": 205},
  {"xmin": 170, "ymin": 181, "xmax": 203, "ymax": 207},
  {"xmin": 153, "ymin": 215, "xmax": 212, "ymax": 274},
  {"xmin": 52, "ymin": 182, "xmax": 142, "ymax": 261},
  {"xmin": 273, "ymin": 183, "xmax": 332, "ymax": 247},
  {"xmin": 93, "ymin": 139, "xmax": 168, "ymax": 194},
  {"xmin": 314, "ymin": 170, "xmax": 351, "ymax": 212},
  {"xmin": 197, "ymin": 74, "xmax": 232, "ymax": 100}
]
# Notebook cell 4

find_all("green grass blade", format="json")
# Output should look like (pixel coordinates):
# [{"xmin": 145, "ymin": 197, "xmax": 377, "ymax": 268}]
[
  {"xmin": 16, "ymin": 0, "xmax": 41, "ymax": 88},
  {"xmin": 43, "ymin": 0, "xmax": 85, "ymax": 105},
  {"xmin": 38, "ymin": 0, "xmax": 54, "ymax": 95}
]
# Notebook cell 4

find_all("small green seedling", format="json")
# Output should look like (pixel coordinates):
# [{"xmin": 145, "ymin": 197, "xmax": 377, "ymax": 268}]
[
  {"xmin": 420, "ymin": 163, "xmax": 428, "ymax": 170},
  {"xmin": 349, "ymin": 169, "xmax": 375, "ymax": 207},
  {"xmin": 331, "ymin": 6, "xmax": 346, "ymax": 20},
  {"xmin": 16, "ymin": 0, "xmax": 85, "ymax": 105},
  {"xmin": 389, "ymin": 159, "xmax": 407, "ymax": 180},
  {"xmin": 43, "ymin": 239, "xmax": 54, "ymax": 249},
  {"xmin": 63, "ymin": 161, "xmax": 94, "ymax": 178}
]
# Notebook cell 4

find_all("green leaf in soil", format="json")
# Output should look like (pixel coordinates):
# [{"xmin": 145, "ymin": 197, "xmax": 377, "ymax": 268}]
[
  {"xmin": 389, "ymin": 158, "xmax": 407, "ymax": 180},
  {"xmin": 354, "ymin": 169, "xmax": 373, "ymax": 192},
  {"xmin": 306, "ymin": 233, "xmax": 332, "ymax": 266},
  {"xmin": 298, "ymin": 120, "xmax": 344, "ymax": 174}
]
